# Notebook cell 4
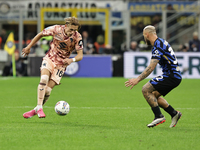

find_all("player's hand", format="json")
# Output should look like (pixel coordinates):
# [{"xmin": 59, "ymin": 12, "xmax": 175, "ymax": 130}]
[
  {"xmin": 125, "ymin": 78, "xmax": 139, "ymax": 89},
  {"xmin": 22, "ymin": 47, "xmax": 31, "ymax": 57},
  {"xmin": 63, "ymin": 58, "xmax": 73, "ymax": 65}
]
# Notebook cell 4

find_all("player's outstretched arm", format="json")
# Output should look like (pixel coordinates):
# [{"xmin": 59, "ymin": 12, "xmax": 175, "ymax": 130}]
[
  {"xmin": 125, "ymin": 59, "xmax": 158, "ymax": 89},
  {"xmin": 22, "ymin": 32, "xmax": 44, "ymax": 57}
]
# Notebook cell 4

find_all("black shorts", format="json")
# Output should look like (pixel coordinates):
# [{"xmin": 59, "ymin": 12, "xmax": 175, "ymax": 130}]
[{"xmin": 149, "ymin": 74, "xmax": 182, "ymax": 96}]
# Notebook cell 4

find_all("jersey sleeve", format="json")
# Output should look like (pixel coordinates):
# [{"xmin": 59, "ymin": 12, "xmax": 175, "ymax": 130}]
[
  {"xmin": 75, "ymin": 33, "xmax": 83, "ymax": 51},
  {"xmin": 151, "ymin": 47, "xmax": 162, "ymax": 61},
  {"xmin": 42, "ymin": 25, "xmax": 57, "ymax": 36}
]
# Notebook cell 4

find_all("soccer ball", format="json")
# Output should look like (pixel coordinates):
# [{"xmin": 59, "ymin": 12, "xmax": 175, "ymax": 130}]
[{"xmin": 55, "ymin": 101, "xmax": 70, "ymax": 115}]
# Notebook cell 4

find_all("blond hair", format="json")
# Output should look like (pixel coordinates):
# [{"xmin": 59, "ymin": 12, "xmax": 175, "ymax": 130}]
[
  {"xmin": 143, "ymin": 25, "xmax": 156, "ymax": 34},
  {"xmin": 64, "ymin": 17, "xmax": 81, "ymax": 29}
]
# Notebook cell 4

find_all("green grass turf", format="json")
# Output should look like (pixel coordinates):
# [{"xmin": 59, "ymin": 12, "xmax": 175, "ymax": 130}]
[{"xmin": 0, "ymin": 77, "xmax": 200, "ymax": 150}]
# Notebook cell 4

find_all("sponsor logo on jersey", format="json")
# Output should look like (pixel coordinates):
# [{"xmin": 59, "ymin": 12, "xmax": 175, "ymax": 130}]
[{"xmin": 152, "ymin": 50, "xmax": 160, "ymax": 57}]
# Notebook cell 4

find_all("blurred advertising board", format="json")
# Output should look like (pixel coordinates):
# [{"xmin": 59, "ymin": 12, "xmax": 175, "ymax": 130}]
[
  {"xmin": 65, "ymin": 55, "xmax": 112, "ymax": 77},
  {"xmin": 124, "ymin": 52, "xmax": 200, "ymax": 79},
  {"xmin": 28, "ymin": 55, "xmax": 112, "ymax": 77},
  {"xmin": 0, "ymin": 1, "xmax": 126, "ymax": 20}
]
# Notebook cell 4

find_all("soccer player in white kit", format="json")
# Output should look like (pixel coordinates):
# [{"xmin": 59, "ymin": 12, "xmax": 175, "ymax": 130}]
[{"xmin": 22, "ymin": 17, "xmax": 83, "ymax": 118}]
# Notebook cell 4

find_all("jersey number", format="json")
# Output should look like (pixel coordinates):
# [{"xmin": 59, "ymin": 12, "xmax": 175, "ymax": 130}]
[
  {"xmin": 155, "ymin": 76, "xmax": 163, "ymax": 81},
  {"xmin": 168, "ymin": 47, "xmax": 178, "ymax": 64},
  {"xmin": 56, "ymin": 69, "xmax": 64, "ymax": 77}
]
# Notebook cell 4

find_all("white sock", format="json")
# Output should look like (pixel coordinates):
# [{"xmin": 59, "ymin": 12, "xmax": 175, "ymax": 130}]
[{"xmin": 34, "ymin": 105, "xmax": 43, "ymax": 112}]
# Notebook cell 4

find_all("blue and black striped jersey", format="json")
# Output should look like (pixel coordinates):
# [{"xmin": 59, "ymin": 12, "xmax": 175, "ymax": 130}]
[{"xmin": 151, "ymin": 38, "xmax": 182, "ymax": 79}]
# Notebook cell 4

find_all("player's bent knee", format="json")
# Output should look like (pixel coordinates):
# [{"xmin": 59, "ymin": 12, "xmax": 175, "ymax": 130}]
[
  {"xmin": 152, "ymin": 91, "xmax": 161, "ymax": 99},
  {"xmin": 40, "ymin": 75, "xmax": 49, "ymax": 84},
  {"xmin": 142, "ymin": 82, "xmax": 155, "ymax": 95}
]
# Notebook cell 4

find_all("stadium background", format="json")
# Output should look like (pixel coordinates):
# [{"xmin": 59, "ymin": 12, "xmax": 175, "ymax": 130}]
[
  {"xmin": 1, "ymin": 1, "xmax": 200, "ymax": 150},
  {"xmin": 0, "ymin": 0, "xmax": 200, "ymax": 78}
]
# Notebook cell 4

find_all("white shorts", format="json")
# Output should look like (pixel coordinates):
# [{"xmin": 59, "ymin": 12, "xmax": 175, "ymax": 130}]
[{"xmin": 40, "ymin": 57, "xmax": 66, "ymax": 85}]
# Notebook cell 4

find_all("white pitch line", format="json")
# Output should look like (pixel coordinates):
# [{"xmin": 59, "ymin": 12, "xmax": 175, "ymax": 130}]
[
  {"xmin": 4, "ymin": 106, "xmax": 200, "ymax": 110},
  {"xmin": 4, "ymin": 106, "xmax": 132, "ymax": 109},
  {"xmin": 0, "ymin": 77, "xmax": 14, "ymax": 80}
]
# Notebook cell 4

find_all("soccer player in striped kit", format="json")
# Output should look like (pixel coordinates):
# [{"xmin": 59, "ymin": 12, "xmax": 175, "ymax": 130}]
[
  {"xmin": 125, "ymin": 25, "xmax": 182, "ymax": 128},
  {"xmin": 22, "ymin": 17, "xmax": 83, "ymax": 118}
]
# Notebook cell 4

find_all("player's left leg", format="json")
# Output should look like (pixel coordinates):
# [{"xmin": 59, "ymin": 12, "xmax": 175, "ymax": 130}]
[
  {"xmin": 42, "ymin": 80, "xmax": 56, "ymax": 105},
  {"xmin": 42, "ymin": 86, "xmax": 52, "ymax": 105},
  {"xmin": 156, "ymin": 94, "xmax": 177, "ymax": 118},
  {"xmin": 156, "ymin": 94, "xmax": 182, "ymax": 128},
  {"xmin": 142, "ymin": 82, "xmax": 166, "ymax": 128},
  {"xmin": 42, "ymin": 65, "xmax": 64, "ymax": 105},
  {"xmin": 153, "ymin": 91, "xmax": 182, "ymax": 128}
]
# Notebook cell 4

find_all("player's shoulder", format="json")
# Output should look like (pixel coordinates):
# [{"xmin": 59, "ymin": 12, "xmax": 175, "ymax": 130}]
[
  {"xmin": 52, "ymin": 25, "xmax": 66, "ymax": 34},
  {"xmin": 48, "ymin": 24, "xmax": 64, "ymax": 30},
  {"xmin": 74, "ymin": 31, "xmax": 82, "ymax": 39},
  {"xmin": 154, "ymin": 38, "xmax": 163, "ymax": 45},
  {"xmin": 152, "ymin": 38, "xmax": 164, "ymax": 53},
  {"xmin": 75, "ymin": 31, "xmax": 82, "ymax": 36},
  {"xmin": 44, "ymin": 25, "xmax": 59, "ymax": 31},
  {"xmin": 154, "ymin": 38, "xmax": 167, "ymax": 49},
  {"xmin": 54, "ymin": 25, "xmax": 65, "ymax": 30}
]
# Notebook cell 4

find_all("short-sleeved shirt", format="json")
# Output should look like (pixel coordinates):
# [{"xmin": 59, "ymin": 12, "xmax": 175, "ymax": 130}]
[
  {"xmin": 151, "ymin": 38, "xmax": 182, "ymax": 79},
  {"xmin": 42, "ymin": 25, "xmax": 83, "ymax": 66}
]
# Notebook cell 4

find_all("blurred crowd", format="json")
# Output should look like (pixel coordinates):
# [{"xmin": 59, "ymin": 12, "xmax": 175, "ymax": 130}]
[
  {"xmin": 127, "ymin": 31, "xmax": 200, "ymax": 53},
  {"xmin": 1, "ymin": 28, "xmax": 200, "ymax": 55},
  {"xmin": 0, "ymin": 26, "xmax": 200, "ymax": 77},
  {"xmin": 2, "ymin": 50, "xmax": 27, "ymax": 77}
]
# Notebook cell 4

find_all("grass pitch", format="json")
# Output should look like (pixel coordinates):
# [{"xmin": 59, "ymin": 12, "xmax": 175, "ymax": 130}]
[{"xmin": 0, "ymin": 77, "xmax": 200, "ymax": 150}]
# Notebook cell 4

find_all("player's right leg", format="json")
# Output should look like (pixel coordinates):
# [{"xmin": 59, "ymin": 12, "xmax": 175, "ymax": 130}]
[
  {"xmin": 23, "ymin": 110, "xmax": 37, "ymax": 118},
  {"xmin": 142, "ymin": 82, "xmax": 165, "ymax": 128},
  {"xmin": 23, "ymin": 71, "xmax": 50, "ymax": 119},
  {"xmin": 23, "ymin": 59, "xmax": 52, "ymax": 119},
  {"xmin": 35, "ymin": 68, "xmax": 51, "ymax": 118}
]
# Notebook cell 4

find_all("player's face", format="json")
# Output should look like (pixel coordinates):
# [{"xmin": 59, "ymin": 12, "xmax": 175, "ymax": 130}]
[
  {"xmin": 143, "ymin": 31, "xmax": 151, "ymax": 46},
  {"xmin": 145, "ymin": 38, "xmax": 151, "ymax": 46},
  {"xmin": 65, "ymin": 24, "xmax": 78, "ymax": 37}
]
